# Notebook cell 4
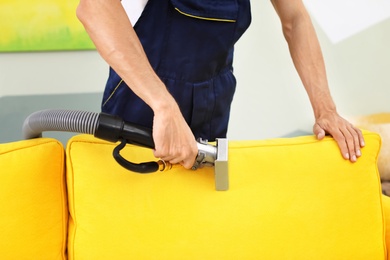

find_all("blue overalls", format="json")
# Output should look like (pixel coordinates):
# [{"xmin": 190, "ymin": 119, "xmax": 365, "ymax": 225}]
[{"xmin": 102, "ymin": 0, "xmax": 251, "ymax": 141}]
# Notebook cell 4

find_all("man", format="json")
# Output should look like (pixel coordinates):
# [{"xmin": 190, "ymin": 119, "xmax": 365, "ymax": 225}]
[{"xmin": 76, "ymin": 0, "xmax": 365, "ymax": 169}]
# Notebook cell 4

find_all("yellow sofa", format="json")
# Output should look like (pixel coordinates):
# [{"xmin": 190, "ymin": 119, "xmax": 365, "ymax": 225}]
[{"xmin": 1, "ymin": 132, "xmax": 390, "ymax": 259}]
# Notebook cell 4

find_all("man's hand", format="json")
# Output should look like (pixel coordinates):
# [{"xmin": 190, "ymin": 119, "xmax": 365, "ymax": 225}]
[
  {"xmin": 313, "ymin": 112, "xmax": 365, "ymax": 162},
  {"xmin": 271, "ymin": 0, "xmax": 365, "ymax": 162},
  {"xmin": 152, "ymin": 104, "xmax": 198, "ymax": 169}
]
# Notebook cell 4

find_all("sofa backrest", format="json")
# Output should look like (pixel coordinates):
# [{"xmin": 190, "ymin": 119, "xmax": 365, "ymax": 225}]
[{"xmin": 66, "ymin": 132, "xmax": 385, "ymax": 259}]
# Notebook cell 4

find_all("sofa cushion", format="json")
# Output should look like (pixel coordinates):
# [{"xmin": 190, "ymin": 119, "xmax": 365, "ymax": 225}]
[
  {"xmin": 66, "ymin": 132, "xmax": 385, "ymax": 259},
  {"xmin": 0, "ymin": 138, "xmax": 67, "ymax": 259}
]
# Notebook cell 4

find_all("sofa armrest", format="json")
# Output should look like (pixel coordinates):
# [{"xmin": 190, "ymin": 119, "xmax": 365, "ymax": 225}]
[{"xmin": 0, "ymin": 138, "xmax": 67, "ymax": 259}]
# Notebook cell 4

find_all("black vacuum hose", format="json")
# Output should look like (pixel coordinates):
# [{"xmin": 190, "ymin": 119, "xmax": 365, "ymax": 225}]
[{"xmin": 23, "ymin": 109, "xmax": 159, "ymax": 173}]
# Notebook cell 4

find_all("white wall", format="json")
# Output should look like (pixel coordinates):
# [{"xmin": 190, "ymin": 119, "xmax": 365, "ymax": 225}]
[
  {"xmin": 0, "ymin": 51, "xmax": 107, "ymax": 96},
  {"xmin": 0, "ymin": 0, "xmax": 389, "ymax": 140}
]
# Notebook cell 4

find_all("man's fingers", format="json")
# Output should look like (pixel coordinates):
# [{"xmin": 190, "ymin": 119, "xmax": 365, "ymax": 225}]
[
  {"xmin": 349, "ymin": 125, "xmax": 363, "ymax": 158},
  {"xmin": 314, "ymin": 113, "xmax": 366, "ymax": 163},
  {"xmin": 153, "ymin": 145, "xmax": 197, "ymax": 169},
  {"xmin": 313, "ymin": 124, "xmax": 326, "ymax": 140},
  {"xmin": 344, "ymin": 127, "xmax": 357, "ymax": 162},
  {"xmin": 179, "ymin": 158, "xmax": 196, "ymax": 169},
  {"xmin": 330, "ymin": 129, "xmax": 351, "ymax": 161},
  {"xmin": 314, "ymin": 122, "xmax": 362, "ymax": 163}
]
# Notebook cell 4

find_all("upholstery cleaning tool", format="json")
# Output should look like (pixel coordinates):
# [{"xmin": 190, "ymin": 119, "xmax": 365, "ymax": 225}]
[{"xmin": 23, "ymin": 109, "xmax": 228, "ymax": 191}]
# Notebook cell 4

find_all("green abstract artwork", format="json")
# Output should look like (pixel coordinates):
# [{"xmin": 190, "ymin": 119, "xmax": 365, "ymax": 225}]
[{"xmin": 0, "ymin": 0, "xmax": 95, "ymax": 52}]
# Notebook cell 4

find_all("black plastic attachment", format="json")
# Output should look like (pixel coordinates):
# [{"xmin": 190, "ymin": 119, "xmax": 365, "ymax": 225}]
[
  {"xmin": 95, "ymin": 113, "xmax": 155, "ymax": 149},
  {"xmin": 95, "ymin": 113, "xmax": 158, "ymax": 173},
  {"xmin": 113, "ymin": 138, "xmax": 159, "ymax": 173}
]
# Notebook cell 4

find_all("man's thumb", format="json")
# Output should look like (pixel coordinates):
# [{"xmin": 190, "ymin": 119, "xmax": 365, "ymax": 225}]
[{"xmin": 314, "ymin": 124, "xmax": 326, "ymax": 140}]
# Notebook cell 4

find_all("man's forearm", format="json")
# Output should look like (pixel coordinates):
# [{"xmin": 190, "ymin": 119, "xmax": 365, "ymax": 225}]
[
  {"xmin": 272, "ymin": 0, "xmax": 337, "ymax": 119},
  {"xmin": 76, "ymin": 0, "xmax": 175, "ymax": 112},
  {"xmin": 286, "ymin": 15, "xmax": 336, "ymax": 118}
]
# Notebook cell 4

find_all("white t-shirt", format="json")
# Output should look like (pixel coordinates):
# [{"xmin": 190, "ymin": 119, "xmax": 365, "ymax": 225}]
[{"xmin": 122, "ymin": 0, "xmax": 149, "ymax": 26}]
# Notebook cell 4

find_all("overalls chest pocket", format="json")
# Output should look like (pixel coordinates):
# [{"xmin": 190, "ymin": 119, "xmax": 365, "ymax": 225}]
[
  {"xmin": 158, "ymin": 0, "xmax": 240, "ymax": 82},
  {"xmin": 171, "ymin": 0, "xmax": 238, "ymax": 22}
]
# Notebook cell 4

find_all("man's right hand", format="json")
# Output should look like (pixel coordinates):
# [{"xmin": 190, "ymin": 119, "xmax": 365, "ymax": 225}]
[{"xmin": 152, "ymin": 103, "xmax": 198, "ymax": 169}]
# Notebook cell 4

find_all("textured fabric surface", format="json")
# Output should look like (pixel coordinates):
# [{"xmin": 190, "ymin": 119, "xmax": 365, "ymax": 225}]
[
  {"xmin": 0, "ymin": 138, "xmax": 67, "ymax": 259},
  {"xmin": 382, "ymin": 195, "xmax": 390, "ymax": 260},
  {"xmin": 67, "ymin": 132, "xmax": 385, "ymax": 259}
]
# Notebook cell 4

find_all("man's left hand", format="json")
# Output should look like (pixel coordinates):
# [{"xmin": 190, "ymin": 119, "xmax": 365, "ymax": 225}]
[{"xmin": 313, "ymin": 112, "xmax": 365, "ymax": 163}]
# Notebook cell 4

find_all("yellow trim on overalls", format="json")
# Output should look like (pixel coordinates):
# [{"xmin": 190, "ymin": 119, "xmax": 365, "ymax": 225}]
[
  {"xmin": 174, "ymin": 8, "xmax": 236, "ymax": 22},
  {"xmin": 102, "ymin": 79, "xmax": 123, "ymax": 107}
]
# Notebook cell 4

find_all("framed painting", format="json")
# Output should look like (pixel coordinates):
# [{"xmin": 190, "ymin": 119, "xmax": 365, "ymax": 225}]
[{"xmin": 0, "ymin": 0, "xmax": 95, "ymax": 52}]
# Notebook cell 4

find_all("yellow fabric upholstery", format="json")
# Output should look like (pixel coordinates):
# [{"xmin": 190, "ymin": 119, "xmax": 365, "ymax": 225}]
[
  {"xmin": 66, "ymin": 132, "xmax": 385, "ymax": 259},
  {"xmin": 0, "ymin": 138, "xmax": 67, "ymax": 259},
  {"xmin": 382, "ymin": 195, "xmax": 390, "ymax": 260}
]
